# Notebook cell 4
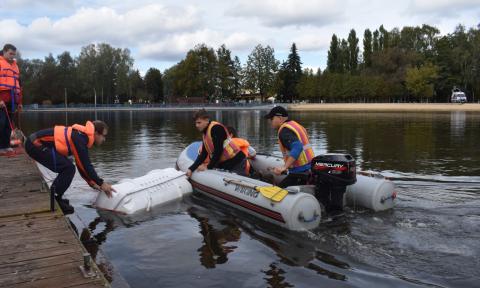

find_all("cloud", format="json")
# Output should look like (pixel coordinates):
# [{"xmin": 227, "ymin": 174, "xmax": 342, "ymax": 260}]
[
  {"xmin": 0, "ymin": 4, "xmax": 201, "ymax": 52},
  {"xmin": 292, "ymin": 33, "xmax": 331, "ymax": 51},
  {"xmin": 139, "ymin": 29, "xmax": 260, "ymax": 61},
  {"xmin": 227, "ymin": 0, "xmax": 346, "ymax": 28},
  {"xmin": 407, "ymin": 0, "xmax": 480, "ymax": 17}
]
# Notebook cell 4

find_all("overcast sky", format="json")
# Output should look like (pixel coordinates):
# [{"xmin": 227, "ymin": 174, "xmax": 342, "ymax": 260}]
[{"xmin": 1, "ymin": 0, "xmax": 479, "ymax": 74}]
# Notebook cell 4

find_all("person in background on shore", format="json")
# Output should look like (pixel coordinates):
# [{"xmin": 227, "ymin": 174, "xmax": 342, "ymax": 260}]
[
  {"xmin": 265, "ymin": 106, "xmax": 314, "ymax": 188},
  {"xmin": 0, "ymin": 44, "xmax": 22, "ymax": 154},
  {"xmin": 24, "ymin": 120, "xmax": 116, "ymax": 214},
  {"xmin": 187, "ymin": 109, "xmax": 247, "ymax": 177},
  {"xmin": 226, "ymin": 126, "xmax": 256, "ymax": 175}
]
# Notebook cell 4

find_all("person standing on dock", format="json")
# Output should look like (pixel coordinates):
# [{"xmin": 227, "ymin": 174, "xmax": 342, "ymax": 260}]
[
  {"xmin": 265, "ymin": 106, "xmax": 314, "ymax": 188},
  {"xmin": 24, "ymin": 120, "xmax": 115, "ymax": 214},
  {"xmin": 0, "ymin": 44, "xmax": 22, "ymax": 154},
  {"xmin": 186, "ymin": 109, "xmax": 247, "ymax": 177}
]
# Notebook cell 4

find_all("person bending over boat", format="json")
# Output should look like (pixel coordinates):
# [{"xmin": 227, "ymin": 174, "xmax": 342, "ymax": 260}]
[
  {"xmin": 227, "ymin": 126, "xmax": 256, "ymax": 175},
  {"xmin": 186, "ymin": 109, "xmax": 247, "ymax": 177},
  {"xmin": 24, "ymin": 120, "xmax": 116, "ymax": 214},
  {"xmin": 265, "ymin": 106, "xmax": 314, "ymax": 188}
]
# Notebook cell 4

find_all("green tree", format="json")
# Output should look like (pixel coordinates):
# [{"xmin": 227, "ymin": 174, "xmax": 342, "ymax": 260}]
[
  {"xmin": 363, "ymin": 29, "xmax": 373, "ymax": 68},
  {"xmin": 327, "ymin": 34, "xmax": 340, "ymax": 72},
  {"xmin": 347, "ymin": 29, "xmax": 359, "ymax": 73},
  {"xmin": 144, "ymin": 68, "xmax": 164, "ymax": 103},
  {"xmin": 284, "ymin": 43, "xmax": 303, "ymax": 102},
  {"xmin": 405, "ymin": 63, "xmax": 439, "ymax": 101},
  {"xmin": 244, "ymin": 44, "xmax": 279, "ymax": 101},
  {"xmin": 216, "ymin": 44, "xmax": 236, "ymax": 100}
]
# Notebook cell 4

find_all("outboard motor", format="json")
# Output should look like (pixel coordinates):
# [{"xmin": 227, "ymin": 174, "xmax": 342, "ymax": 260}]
[{"xmin": 311, "ymin": 154, "xmax": 356, "ymax": 216}]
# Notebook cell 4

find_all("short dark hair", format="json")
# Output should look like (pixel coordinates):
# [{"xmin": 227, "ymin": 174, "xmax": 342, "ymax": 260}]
[
  {"xmin": 226, "ymin": 126, "xmax": 238, "ymax": 137},
  {"xmin": 93, "ymin": 120, "xmax": 108, "ymax": 134},
  {"xmin": 193, "ymin": 109, "xmax": 210, "ymax": 120},
  {"xmin": 3, "ymin": 44, "xmax": 17, "ymax": 52}
]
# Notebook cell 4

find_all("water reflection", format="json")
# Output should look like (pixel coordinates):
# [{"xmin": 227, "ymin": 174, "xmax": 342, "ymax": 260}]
[{"xmin": 188, "ymin": 207, "xmax": 241, "ymax": 268}]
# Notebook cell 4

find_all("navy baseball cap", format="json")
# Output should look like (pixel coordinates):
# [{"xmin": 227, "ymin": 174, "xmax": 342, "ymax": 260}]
[{"xmin": 264, "ymin": 106, "xmax": 288, "ymax": 119}]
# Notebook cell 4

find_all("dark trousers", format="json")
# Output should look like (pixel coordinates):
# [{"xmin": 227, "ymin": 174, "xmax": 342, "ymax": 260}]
[
  {"xmin": 218, "ymin": 152, "xmax": 248, "ymax": 176},
  {"xmin": 278, "ymin": 172, "xmax": 310, "ymax": 188},
  {"xmin": 0, "ymin": 106, "xmax": 12, "ymax": 149},
  {"xmin": 25, "ymin": 139, "xmax": 76, "ymax": 199}
]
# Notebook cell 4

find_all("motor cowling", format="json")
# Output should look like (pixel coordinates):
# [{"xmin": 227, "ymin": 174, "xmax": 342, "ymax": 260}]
[{"xmin": 311, "ymin": 154, "xmax": 357, "ymax": 215}]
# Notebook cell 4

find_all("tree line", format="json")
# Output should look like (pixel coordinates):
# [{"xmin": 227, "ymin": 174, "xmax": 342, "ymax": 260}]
[{"xmin": 17, "ymin": 23, "xmax": 480, "ymax": 105}]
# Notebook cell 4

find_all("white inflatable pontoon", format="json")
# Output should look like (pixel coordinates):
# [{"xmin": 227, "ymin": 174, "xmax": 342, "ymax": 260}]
[
  {"xmin": 95, "ymin": 168, "xmax": 192, "ymax": 214},
  {"xmin": 176, "ymin": 142, "xmax": 322, "ymax": 231}
]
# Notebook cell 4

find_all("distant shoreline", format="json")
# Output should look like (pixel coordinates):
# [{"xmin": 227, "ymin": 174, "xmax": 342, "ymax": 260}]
[
  {"xmin": 22, "ymin": 105, "xmax": 274, "ymax": 112},
  {"xmin": 21, "ymin": 103, "xmax": 480, "ymax": 112},
  {"xmin": 288, "ymin": 103, "xmax": 480, "ymax": 112}
]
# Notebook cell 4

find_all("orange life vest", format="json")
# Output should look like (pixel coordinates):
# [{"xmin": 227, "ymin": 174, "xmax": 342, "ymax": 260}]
[
  {"xmin": 203, "ymin": 121, "xmax": 240, "ymax": 163},
  {"xmin": 54, "ymin": 121, "xmax": 96, "ymax": 186},
  {"xmin": 54, "ymin": 121, "xmax": 95, "ymax": 156},
  {"xmin": 278, "ymin": 120, "xmax": 314, "ymax": 168},
  {"xmin": 232, "ymin": 137, "xmax": 252, "ymax": 174},
  {"xmin": 0, "ymin": 56, "xmax": 20, "ymax": 94}
]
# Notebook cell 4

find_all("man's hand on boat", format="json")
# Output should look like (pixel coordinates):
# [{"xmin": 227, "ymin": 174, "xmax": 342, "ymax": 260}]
[
  {"xmin": 92, "ymin": 182, "xmax": 117, "ymax": 198},
  {"xmin": 273, "ymin": 166, "xmax": 287, "ymax": 176}
]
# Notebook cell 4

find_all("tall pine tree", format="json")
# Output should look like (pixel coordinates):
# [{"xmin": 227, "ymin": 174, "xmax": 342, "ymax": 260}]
[
  {"xmin": 347, "ymin": 29, "xmax": 359, "ymax": 73},
  {"xmin": 327, "ymin": 34, "xmax": 340, "ymax": 72},
  {"xmin": 363, "ymin": 29, "xmax": 373, "ymax": 68}
]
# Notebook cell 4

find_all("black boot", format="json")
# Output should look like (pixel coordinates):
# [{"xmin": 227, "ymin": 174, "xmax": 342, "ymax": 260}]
[{"xmin": 56, "ymin": 197, "xmax": 74, "ymax": 214}]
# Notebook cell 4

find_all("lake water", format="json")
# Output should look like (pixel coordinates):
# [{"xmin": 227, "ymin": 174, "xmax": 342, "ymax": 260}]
[{"xmin": 20, "ymin": 110, "xmax": 480, "ymax": 288}]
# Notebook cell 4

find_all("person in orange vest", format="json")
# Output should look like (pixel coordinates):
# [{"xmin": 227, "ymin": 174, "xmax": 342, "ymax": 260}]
[
  {"xmin": 24, "ymin": 120, "xmax": 116, "ymax": 214},
  {"xmin": 265, "ymin": 106, "xmax": 314, "ymax": 188},
  {"xmin": 226, "ymin": 126, "xmax": 256, "ymax": 175},
  {"xmin": 186, "ymin": 109, "xmax": 247, "ymax": 177},
  {"xmin": 0, "ymin": 44, "xmax": 22, "ymax": 153}
]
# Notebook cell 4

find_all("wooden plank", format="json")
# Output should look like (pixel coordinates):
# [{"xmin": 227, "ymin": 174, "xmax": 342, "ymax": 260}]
[
  {"xmin": 0, "ymin": 252, "xmax": 82, "ymax": 275},
  {"xmin": 0, "ymin": 260, "xmax": 85, "ymax": 286},
  {"xmin": 0, "ymin": 228, "xmax": 69, "ymax": 244},
  {"xmin": 0, "ymin": 212, "xmax": 60, "ymax": 223},
  {"xmin": 0, "ymin": 217, "xmax": 65, "ymax": 234},
  {"xmin": 0, "ymin": 245, "xmax": 79, "ymax": 265}
]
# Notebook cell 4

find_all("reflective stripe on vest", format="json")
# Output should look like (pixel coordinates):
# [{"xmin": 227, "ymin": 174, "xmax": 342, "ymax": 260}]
[
  {"xmin": 203, "ymin": 121, "xmax": 240, "ymax": 163},
  {"xmin": 278, "ymin": 120, "xmax": 314, "ymax": 168}
]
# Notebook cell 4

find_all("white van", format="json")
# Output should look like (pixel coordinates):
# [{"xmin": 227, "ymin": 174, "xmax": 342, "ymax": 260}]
[{"xmin": 451, "ymin": 88, "xmax": 467, "ymax": 103}]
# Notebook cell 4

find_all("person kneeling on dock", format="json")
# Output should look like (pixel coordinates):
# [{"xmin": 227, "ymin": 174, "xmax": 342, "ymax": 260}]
[
  {"xmin": 265, "ymin": 106, "xmax": 314, "ymax": 188},
  {"xmin": 25, "ymin": 120, "xmax": 115, "ymax": 214},
  {"xmin": 186, "ymin": 109, "xmax": 247, "ymax": 177}
]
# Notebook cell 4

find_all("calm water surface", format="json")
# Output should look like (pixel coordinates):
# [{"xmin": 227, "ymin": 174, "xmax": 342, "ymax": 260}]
[{"xmin": 21, "ymin": 110, "xmax": 480, "ymax": 288}]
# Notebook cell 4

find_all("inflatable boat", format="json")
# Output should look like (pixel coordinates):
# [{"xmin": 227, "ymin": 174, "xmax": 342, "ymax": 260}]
[
  {"xmin": 176, "ymin": 142, "xmax": 396, "ymax": 229},
  {"xmin": 176, "ymin": 142, "xmax": 322, "ymax": 231}
]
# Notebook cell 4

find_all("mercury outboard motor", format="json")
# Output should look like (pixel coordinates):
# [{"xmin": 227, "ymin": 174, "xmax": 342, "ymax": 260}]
[{"xmin": 311, "ymin": 154, "xmax": 356, "ymax": 216}]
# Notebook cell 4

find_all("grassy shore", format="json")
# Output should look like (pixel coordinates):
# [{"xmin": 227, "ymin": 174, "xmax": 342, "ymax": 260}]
[{"xmin": 288, "ymin": 103, "xmax": 480, "ymax": 112}]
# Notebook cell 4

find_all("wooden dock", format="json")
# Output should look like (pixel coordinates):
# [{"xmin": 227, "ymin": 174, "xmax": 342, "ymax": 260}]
[{"xmin": 0, "ymin": 149, "xmax": 110, "ymax": 288}]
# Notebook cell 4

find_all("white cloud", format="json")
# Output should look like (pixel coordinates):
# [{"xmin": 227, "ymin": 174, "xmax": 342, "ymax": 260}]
[
  {"xmin": 408, "ymin": 0, "xmax": 480, "ymax": 16},
  {"xmin": 292, "ymin": 33, "xmax": 331, "ymax": 51},
  {"xmin": 227, "ymin": 0, "xmax": 347, "ymax": 28},
  {"xmin": 0, "ymin": 4, "xmax": 201, "ymax": 51},
  {"xmin": 139, "ymin": 29, "xmax": 260, "ymax": 61}
]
